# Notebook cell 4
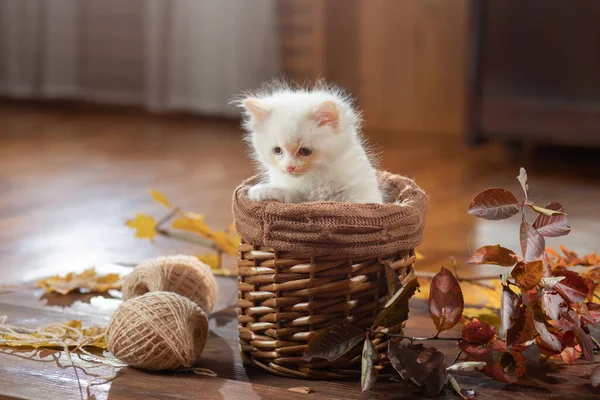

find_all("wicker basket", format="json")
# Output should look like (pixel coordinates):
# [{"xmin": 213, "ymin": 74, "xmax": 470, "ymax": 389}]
[{"xmin": 233, "ymin": 171, "xmax": 428, "ymax": 379}]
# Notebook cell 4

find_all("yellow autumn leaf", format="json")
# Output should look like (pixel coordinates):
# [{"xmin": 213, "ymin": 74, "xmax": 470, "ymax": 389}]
[
  {"xmin": 171, "ymin": 212, "xmax": 211, "ymax": 237},
  {"xmin": 196, "ymin": 254, "xmax": 219, "ymax": 269},
  {"xmin": 36, "ymin": 268, "xmax": 123, "ymax": 295},
  {"xmin": 210, "ymin": 231, "xmax": 239, "ymax": 256},
  {"xmin": 149, "ymin": 189, "xmax": 172, "ymax": 209},
  {"xmin": 0, "ymin": 318, "xmax": 107, "ymax": 350},
  {"xmin": 415, "ymin": 251, "xmax": 425, "ymax": 261},
  {"xmin": 463, "ymin": 307, "xmax": 501, "ymax": 329},
  {"xmin": 126, "ymin": 214, "xmax": 157, "ymax": 240}
]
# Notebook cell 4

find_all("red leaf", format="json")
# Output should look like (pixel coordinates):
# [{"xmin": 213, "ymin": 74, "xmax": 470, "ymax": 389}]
[
  {"xmin": 553, "ymin": 269, "xmax": 589, "ymax": 304},
  {"xmin": 467, "ymin": 245, "xmax": 518, "ymax": 267},
  {"xmin": 591, "ymin": 366, "xmax": 600, "ymax": 388},
  {"xmin": 520, "ymin": 220, "xmax": 545, "ymax": 261},
  {"xmin": 582, "ymin": 303, "xmax": 600, "ymax": 325},
  {"xmin": 511, "ymin": 260, "xmax": 544, "ymax": 290},
  {"xmin": 512, "ymin": 307, "xmax": 536, "ymax": 346},
  {"xmin": 533, "ymin": 312, "xmax": 563, "ymax": 353},
  {"xmin": 532, "ymin": 202, "xmax": 571, "ymax": 237},
  {"xmin": 499, "ymin": 351, "xmax": 526, "ymax": 377},
  {"xmin": 468, "ymin": 188, "xmax": 521, "ymax": 220},
  {"xmin": 500, "ymin": 285, "xmax": 521, "ymax": 339},
  {"xmin": 459, "ymin": 343, "xmax": 516, "ymax": 383},
  {"xmin": 429, "ymin": 267, "xmax": 464, "ymax": 334},
  {"xmin": 556, "ymin": 309, "xmax": 594, "ymax": 362},
  {"xmin": 462, "ymin": 321, "xmax": 496, "ymax": 345},
  {"xmin": 506, "ymin": 304, "xmax": 528, "ymax": 347},
  {"xmin": 541, "ymin": 290, "xmax": 568, "ymax": 321}
]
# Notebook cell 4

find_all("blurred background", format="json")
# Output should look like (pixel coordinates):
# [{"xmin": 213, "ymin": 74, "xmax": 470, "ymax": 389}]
[{"xmin": 0, "ymin": 0, "xmax": 599, "ymax": 280}]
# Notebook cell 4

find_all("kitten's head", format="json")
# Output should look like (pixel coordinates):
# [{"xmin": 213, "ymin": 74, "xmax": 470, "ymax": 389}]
[{"xmin": 236, "ymin": 83, "xmax": 361, "ymax": 177}]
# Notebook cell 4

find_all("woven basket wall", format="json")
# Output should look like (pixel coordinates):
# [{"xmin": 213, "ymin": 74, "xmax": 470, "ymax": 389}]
[{"xmin": 233, "ymin": 171, "xmax": 428, "ymax": 379}]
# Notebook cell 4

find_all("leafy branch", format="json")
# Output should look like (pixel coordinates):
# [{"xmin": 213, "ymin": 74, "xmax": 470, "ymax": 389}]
[{"xmin": 125, "ymin": 189, "xmax": 239, "ymax": 275}]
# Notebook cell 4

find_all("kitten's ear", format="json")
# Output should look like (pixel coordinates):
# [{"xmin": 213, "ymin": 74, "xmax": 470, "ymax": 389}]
[
  {"xmin": 241, "ymin": 98, "xmax": 271, "ymax": 122},
  {"xmin": 311, "ymin": 101, "xmax": 339, "ymax": 129}
]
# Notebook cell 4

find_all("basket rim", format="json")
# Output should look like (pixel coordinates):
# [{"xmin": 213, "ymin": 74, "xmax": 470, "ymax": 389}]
[{"xmin": 232, "ymin": 170, "xmax": 428, "ymax": 257}]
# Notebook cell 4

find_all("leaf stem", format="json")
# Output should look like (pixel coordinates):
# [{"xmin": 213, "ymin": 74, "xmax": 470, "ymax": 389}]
[
  {"xmin": 386, "ymin": 334, "xmax": 462, "ymax": 342},
  {"xmin": 451, "ymin": 349, "xmax": 464, "ymax": 365},
  {"xmin": 156, "ymin": 228, "xmax": 219, "ymax": 251},
  {"xmin": 156, "ymin": 207, "xmax": 180, "ymax": 228}
]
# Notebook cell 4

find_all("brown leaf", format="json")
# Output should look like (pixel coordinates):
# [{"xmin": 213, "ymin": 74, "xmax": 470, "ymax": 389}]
[
  {"xmin": 361, "ymin": 336, "xmax": 379, "ymax": 392},
  {"xmin": 498, "ymin": 351, "xmax": 526, "ymax": 377},
  {"xmin": 388, "ymin": 342, "xmax": 447, "ymax": 397},
  {"xmin": 511, "ymin": 260, "xmax": 544, "ymax": 290},
  {"xmin": 506, "ymin": 304, "xmax": 527, "ymax": 348},
  {"xmin": 458, "ymin": 342, "xmax": 515, "ymax": 383},
  {"xmin": 303, "ymin": 324, "xmax": 364, "ymax": 362},
  {"xmin": 591, "ymin": 366, "xmax": 600, "ymax": 388},
  {"xmin": 553, "ymin": 269, "xmax": 589, "ymax": 304},
  {"xmin": 468, "ymin": 188, "xmax": 521, "ymax": 220},
  {"xmin": 373, "ymin": 278, "xmax": 419, "ymax": 328},
  {"xmin": 533, "ymin": 311, "xmax": 563, "ymax": 352},
  {"xmin": 461, "ymin": 321, "xmax": 496, "ymax": 345},
  {"xmin": 541, "ymin": 290, "xmax": 568, "ymax": 321},
  {"xmin": 467, "ymin": 245, "xmax": 518, "ymax": 267},
  {"xmin": 556, "ymin": 309, "xmax": 594, "ymax": 362},
  {"xmin": 532, "ymin": 202, "xmax": 571, "ymax": 237},
  {"xmin": 288, "ymin": 387, "xmax": 313, "ymax": 394},
  {"xmin": 560, "ymin": 347, "xmax": 580, "ymax": 364},
  {"xmin": 428, "ymin": 267, "xmax": 464, "ymax": 334},
  {"xmin": 384, "ymin": 263, "xmax": 399, "ymax": 298},
  {"xmin": 500, "ymin": 285, "xmax": 521, "ymax": 340},
  {"xmin": 520, "ymin": 220, "xmax": 545, "ymax": 261}
]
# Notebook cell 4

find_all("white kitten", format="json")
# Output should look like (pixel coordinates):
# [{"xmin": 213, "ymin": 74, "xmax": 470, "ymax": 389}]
[{"xmin": 236, "ymin": 82, "xmax": 383, "ymax": 204}]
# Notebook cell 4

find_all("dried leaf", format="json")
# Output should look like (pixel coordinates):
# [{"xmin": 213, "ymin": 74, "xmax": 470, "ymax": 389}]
[
  {"xmin": 458, "ymin": 342, "xmax": 515, "ymax": 383},
  {"xmin": 511, "ymin": 260, "xmax": 544, "ymax": 290},
  {"xmin": 517, "ymin": 167, "xmax": 528, "ymax": 201},
  {"xmin": 540, "ymin": 276, "xmax": 566, "ymax": 290},
  {"xmin": 126, "ymin": 214, "xmax": 157, "ymax": 240},
  {"xmin": 429, "ymin": 267, "xmax": 464, "ymax": 335},
  {"xmin": 534, "ymin": 311, "xmax": 563, "ymax": 352},
  {"xmin": 149, "ymin": 189, "xmax": 172, "ymax": 209},
  {"xmin": 361, "ymin": 336, "xmax": 378, "ymax": 392},
  {"xmin": 560, "ymin": 347, "xmax": 580, "ymax": 364},
  {"xmin": 171, "ymin": 213, "xmax": 211, "ymax": 237},
  {"xmin": 288, "ymin": 387, "xmax": 313, "ymax": 394},
  {"xmin": 303, "ymin": 324, "xmax": 364, "ymax": 362},
  {"xmin": 553, "ymin": 269, "xmax": 589, "ymax": 304},
  {"xmin": 468, "ymin": 188, "xmax": 521, "ymax": 220},
  {"xmin": 541, "ymin": 290, "xmax": 568, "ymax": 321},
  {"xmin": 36, "ymin": 268, "xmax": 122, "ymax": 295},
  {"xmin": 498, "ymin": 351, "xmax": 526, "ymax": 377},
  {"xmin": 532, "ymin": 202, "xmax": 570, "ymax": 237},
  {"xmin": 447, "ymin": 361, "xmax": 487, "ymax": 372},
  {"xmin": 0, "ymin": 318, "xmax": 107, "ymax": 350},
  {"xmin": 500, "ymin": 285, "xmax": 520, "ymax": 339},
  {"xmin": 388, "ymin": 342, "xmax": 446, "ymax": 397},
  {"xmin": 556, "ymin": 309, "xmax": 594, "ymax": 362},
  {"xmin": 526, "ymin": 204, "xmax": 566, "ymax": 217},
  {"xmin": 520, "ymin": 220, "xmax": 545, "ymax": 261},
  {"xmin": 591, "ymin": 366, "xmax": 600, "ymax": 388},
  {"xmin": 373, "ymin": 278, "xmax": 419, "ymax": 328},
  {"xmin": 461, "ymin": 320, "xmax": 496, "ymax": 345},
  {"xmin": 467, "ymin": 245, "xmax": 518, "ymax": 267}
]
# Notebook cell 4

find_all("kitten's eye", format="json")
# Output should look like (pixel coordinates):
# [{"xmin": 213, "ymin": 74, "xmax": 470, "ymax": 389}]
[
  {"xmin": 299, "ymin": 147, "xmax": 312, "ymax": 156},
  {"xmin": 272, "ymin": 146, "xmax": 282, "ymax": 155}
]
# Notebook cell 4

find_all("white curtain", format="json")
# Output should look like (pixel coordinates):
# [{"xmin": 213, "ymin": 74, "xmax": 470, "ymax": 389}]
[{"xmin": 0, "ymin": 0, "xmax": 279, "ymax": 116}]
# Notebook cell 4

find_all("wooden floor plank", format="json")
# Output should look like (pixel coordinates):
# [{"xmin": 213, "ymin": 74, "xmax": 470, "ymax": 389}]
[{"xmin": 1, "ymin": 102, "xmax": 600, "ymax": 399}]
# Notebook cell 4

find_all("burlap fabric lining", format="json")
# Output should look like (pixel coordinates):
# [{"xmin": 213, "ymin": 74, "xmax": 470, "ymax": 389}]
[{"xmin": 233, "ymin": 171, "xmax": 428, "ymax": 257}]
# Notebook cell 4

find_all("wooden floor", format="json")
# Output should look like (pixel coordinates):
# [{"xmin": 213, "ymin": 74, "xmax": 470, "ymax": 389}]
[{"xmin": 1, "ymin": 101, "xmax": 599, "ymax": 399}]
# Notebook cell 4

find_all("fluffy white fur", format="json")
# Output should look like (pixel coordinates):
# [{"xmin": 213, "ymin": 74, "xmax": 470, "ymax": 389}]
[{"xmin": 235, "ymin": 82, "xmax": 383, "ymax": 204}]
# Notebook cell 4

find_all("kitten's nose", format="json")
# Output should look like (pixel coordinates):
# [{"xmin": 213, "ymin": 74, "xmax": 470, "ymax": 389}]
[{"xmin": 286, "ymin": 165, "xmax": 296, "ymax": 172}]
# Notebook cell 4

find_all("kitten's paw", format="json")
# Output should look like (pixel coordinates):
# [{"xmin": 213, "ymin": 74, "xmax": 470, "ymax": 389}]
[{"xmin": 248, "ymin": 184, "xmax": 302, "ymax": 203}]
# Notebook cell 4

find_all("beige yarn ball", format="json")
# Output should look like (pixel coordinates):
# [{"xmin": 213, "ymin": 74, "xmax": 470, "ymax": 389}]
[
  {"xmin": 122, "ymin": 255, "xmax": 217, "ymax": 314},
  {"xmin": 106, "ymin": 291, "xmax": 208, "ymax": 370}
]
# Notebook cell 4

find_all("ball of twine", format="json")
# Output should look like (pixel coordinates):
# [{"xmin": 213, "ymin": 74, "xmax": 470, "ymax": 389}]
[
  {"xmin": 122, "ymin": 255, "xmax": 217, "ymax": 314},
  {"xmin": 106, "ymin": 291, "xmax": 208, "ymax": 370}
]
